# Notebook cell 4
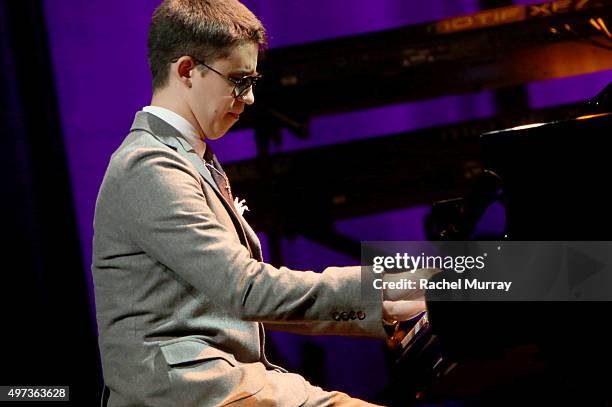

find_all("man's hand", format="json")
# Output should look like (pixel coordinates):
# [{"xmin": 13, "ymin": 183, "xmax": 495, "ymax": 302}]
[
  {"xmin": 382, "ymin": 299, "xmax": 426, "ymax": 322},
  {"xmin": 381, "ymin": 268, "xmax": 441, "ymax": 321}
]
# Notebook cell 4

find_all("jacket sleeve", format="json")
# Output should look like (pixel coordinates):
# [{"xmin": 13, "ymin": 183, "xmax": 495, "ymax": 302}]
[{"xmin": 112, "ymin": 146, "xmax": 386, "ymax": 339}]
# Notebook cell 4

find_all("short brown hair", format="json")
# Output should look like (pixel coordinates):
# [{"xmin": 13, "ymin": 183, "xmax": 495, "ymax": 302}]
[{"xmin": 147, "ymin": 0, "xmax": 267, "ymax": 91}]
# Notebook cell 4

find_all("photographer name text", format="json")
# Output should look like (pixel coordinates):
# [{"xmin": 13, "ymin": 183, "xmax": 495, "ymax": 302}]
[{"xmin": 373, "ymin": 278, "xmax": 512, "ymax": 292}]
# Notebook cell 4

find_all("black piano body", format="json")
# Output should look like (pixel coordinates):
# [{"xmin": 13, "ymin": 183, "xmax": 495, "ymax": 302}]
[{"xmin": 391, "ymin": 84, "xmax": 612, "ymax": 406}]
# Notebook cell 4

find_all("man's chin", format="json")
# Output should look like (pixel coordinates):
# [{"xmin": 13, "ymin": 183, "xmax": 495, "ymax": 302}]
[{"xmin": 206, "ymin": 126, "xmax": 232, "ymax": 140}]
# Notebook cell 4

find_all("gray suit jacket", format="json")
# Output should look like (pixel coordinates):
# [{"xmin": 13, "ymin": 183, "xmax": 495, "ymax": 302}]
[{"xmin": 92, "ymin": 112, "xmax": 386, "ymax": 406}]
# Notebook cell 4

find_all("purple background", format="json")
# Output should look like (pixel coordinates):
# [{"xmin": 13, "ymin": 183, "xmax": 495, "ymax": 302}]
[{"xmin": 42, "ymin": 0, "xmax": 610, "ymax": 399}]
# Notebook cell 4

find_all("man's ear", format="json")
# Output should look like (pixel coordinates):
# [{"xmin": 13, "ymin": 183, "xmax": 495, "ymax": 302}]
[{"xmin": 174, "ymin": 56, "xmax": 195, "ymax": 85}]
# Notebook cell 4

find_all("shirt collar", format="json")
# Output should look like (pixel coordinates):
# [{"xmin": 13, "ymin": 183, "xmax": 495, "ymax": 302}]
[{"xmin": 142, "ymin": 105, "xmax": 206, "ymax": 157}]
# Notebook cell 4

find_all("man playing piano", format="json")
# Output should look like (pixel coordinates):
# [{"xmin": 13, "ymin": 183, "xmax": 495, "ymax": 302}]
[{"xmin": 91, "ymin": 0, "xmax": 424, "ymax": 405}]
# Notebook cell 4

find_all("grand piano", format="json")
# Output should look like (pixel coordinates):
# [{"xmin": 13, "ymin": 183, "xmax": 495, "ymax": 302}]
[{"xmin": 387, "ymin": 84, "xmax": 612, "ymax": 406}]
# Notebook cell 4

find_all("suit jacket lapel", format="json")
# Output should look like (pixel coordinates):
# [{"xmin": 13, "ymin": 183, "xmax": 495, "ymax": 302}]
[
  {"xmin": 240, "ymin": 219, "xmax": 263, "ymax": 261},
  {"xmin": 130, "ymin": 112, "xmax": 222, "ymax": 196},
  {"xmin": 129, "ymin": 111, "xmax": 255, "ymax": 257}
]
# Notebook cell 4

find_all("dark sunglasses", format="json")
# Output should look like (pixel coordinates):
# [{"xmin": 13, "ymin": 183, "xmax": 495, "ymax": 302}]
[{"xmin": 171, "ymin": 56, "xmax": 262, "ymax": 98}]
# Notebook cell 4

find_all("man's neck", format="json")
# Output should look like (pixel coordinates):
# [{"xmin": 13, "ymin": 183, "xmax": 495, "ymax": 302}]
[{"xmin": 150, "ymin": 90, "xmax": 203, "ymax": 138}]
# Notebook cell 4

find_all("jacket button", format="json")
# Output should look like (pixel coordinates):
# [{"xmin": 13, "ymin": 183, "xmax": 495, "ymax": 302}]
[
  {"xmin": 331, "ymin": 312, "xmax": 341, "ymax": 321},
  {"xmin": 357, "ymin": 311, "xmax": 366, "ymax": 320},
  {"xmin": 340, "ymin": 311, "xmax": 349, "ymax": 321},
  {"xmin": 349, "ymin": 311, "xmax": 356, "ymax": 320}
]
